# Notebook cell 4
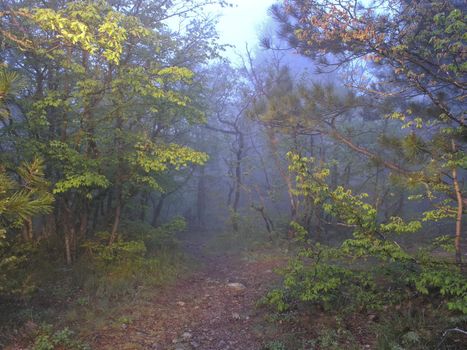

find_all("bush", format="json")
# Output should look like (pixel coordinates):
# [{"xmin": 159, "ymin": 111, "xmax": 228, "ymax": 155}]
[
  {"xmin": 0, "ymin": 239, "xmax": 37, "ymax": 298},
  {"xmin": 262, "ymin": 152, "xmax": 467, "ymax": 350},
  {"xmin": 374, "ymin": 312, "xmax": 467, "ymax": 349},
  {"xmin": 75, "ymin": 217, "xmax": 187, "ymax": 300},
  {"xmin": 265, "ymin": 242, "xmax": 385, "ymax": 313},
  {"xmin": 119, "ymin": 217, "xmax": 185, "ymax": 252},
  {"xmin": 33, "ymin": 324, "xmax": 89, "ymax": 350},
  {"xmin": 266, "ymin": 233, "xmax": 467, "ymax": 318},
  {"xmin": 266, "ymin": 154, "xmax": 467, "ymax": 316},
  {"xmin": 263, "ymin": 340, "xmax": 286, "ymax": 350}
]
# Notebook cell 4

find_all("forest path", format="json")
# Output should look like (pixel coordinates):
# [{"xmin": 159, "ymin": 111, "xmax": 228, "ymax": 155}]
[{"xmin": 90, "ymin": 230, "xmax": 285, "ymax": 350}]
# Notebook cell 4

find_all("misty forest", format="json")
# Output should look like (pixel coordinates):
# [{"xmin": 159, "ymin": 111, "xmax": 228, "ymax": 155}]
[{"xmin": 0, "ymin": 0, "xmax": 466, "ymax": 349}]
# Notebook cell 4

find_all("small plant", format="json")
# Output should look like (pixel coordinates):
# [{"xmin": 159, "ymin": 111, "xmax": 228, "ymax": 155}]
[
  {"xmin": 33, "ymin": 325, "xmax": 89, "ymax": 350},
  {"xmin": 374, "ymin": 307, "xmax": 467, "ymax": 349},
  {"xmin": 76, "ymin": 297, "xmax": 89, "ymax": 306},
  {"xmin": 117, "ymin": 316, "xmax": 132, "ymax": 325},
  {"xmin": 264, "ymin": 340, "xmax": 286, "ymax": 350}
]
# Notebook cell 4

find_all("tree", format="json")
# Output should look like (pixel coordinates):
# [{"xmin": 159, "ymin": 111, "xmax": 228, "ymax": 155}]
[
  {"xmin": 0, "ymin": 66, "xmax": 53, "ymax": 296},
  {"xmin": 269, "ymin": 0, "xmax": 466, "ymax": 263},
  {"xmin": 0, "ymin": 0, "xmax": 220, "ymax": 264},
  {"xmin": 203, "ymin": 63, "xmax": 256, "ymax": 231}
]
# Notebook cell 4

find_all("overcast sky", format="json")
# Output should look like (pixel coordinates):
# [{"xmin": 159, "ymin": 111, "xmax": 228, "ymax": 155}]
[{"xmin": 212, "ymin": 0, "xmax": 276, "ymax": 61}]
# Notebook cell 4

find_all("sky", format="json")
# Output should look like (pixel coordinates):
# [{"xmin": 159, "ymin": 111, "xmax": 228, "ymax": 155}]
[{"xmin": 211, "ymin": 0, "xmax": 276, "ymax": 61}]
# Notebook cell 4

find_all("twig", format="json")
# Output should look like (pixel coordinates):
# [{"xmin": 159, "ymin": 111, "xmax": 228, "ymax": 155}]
[{"xmin": 437, "ymin": 327, "xmax": 467, "ymax": 349}]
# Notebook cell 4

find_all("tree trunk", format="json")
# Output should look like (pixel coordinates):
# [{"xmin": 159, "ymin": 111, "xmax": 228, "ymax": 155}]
[
  {"xmin": 266, "ymin": 129, "xmax": 298, "ymax": 237},
  {"xmin": 106, "ymin": 189, "xmax": 113, "ymax": 216},
  {"xmin": 232, "ymin": 133, "xmax": 244, "ymax": 231},
  {"xmin": 109, "ymin": 188, "xmax": 122, "ymax": 245},
  {"xmin": 79, "ymin": 201, "xmax": 89, "ymax": 239},
  {"xmin": 42, "ymin": 214, "xmax": 56, "ymax": 239},
  {"xmin": 92, "ymin": 200, "xmax": 100, "ymax": 231},
  {"xmin": 60, "ymin": 198, "xmax": 75, "ymax": 265},
  {"xmin": 344, "ymin": 163, "xmax": 351, "ymax": 187},
  {"xmin": 197, "ymin": 166, "xmax": 207, "ymax": 229},
  {"xmin": 151, "ymin": 194, "xmax": 165, "ymax": 227},
  {"xmin": 331, "ymin": 163, "xmax": 338, "ymax": 190},
  {"xmin": 252, "ymin": 204, "xmax": 274, "ymax": 235},
  {"xmin": 227, "ymin": 184, "xmax": 234, "ymax": 207},
  {"xmin": 140, "ymin": 192, "xmax": 149, "ymax": 222},
  {"xmin": 22, "ymin": 218, "xmax": 33, "ymax": 241},
  {"xmin": 452, "ymin": 141, "xmax": 463, "ymax": 266},
  {"xmin": 64, "ymin": 232, "xmax": 72, "ymax": 265}
]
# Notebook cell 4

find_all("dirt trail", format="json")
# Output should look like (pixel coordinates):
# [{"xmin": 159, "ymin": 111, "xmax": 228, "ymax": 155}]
[{"xmin": 90, "ymin": 232, "xmax": 285, "ymax": 350}]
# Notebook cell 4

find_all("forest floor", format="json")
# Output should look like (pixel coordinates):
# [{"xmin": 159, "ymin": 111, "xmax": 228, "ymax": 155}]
[
  {"xmin": 3, "ymin": 226, "xmax": 465, "ymax": 350},
  {"xmin": 87, "ymin": 230, "xmax": 289, "ymax": 350},
  {"xmin": 4, "ymin": 229, "xmax": 379, "ymax": 350}
]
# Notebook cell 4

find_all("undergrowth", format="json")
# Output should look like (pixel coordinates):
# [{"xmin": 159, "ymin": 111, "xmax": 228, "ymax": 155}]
[
  {"xmin": 261, "ymin": 235, "xmax": 467, "ymax": 349},
  {"xmin": 0, "ymin": 217, "xmax": 188, "ymax": 348},
  {"xmin": 259, "ymin": 153, "xmax": 467, "ymax": 349},
  {"xmin": 32, "ymin": 324, "xmax": 90, "ymax": 350}
]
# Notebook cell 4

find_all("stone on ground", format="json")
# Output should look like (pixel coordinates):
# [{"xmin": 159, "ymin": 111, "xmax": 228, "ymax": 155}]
[{"xmin": 226, "ymin": 282, "xmax": 246, "ymax": 292}]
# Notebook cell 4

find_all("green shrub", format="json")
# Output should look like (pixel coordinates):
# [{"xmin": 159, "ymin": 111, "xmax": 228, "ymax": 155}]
[
  {"xmin": 0, "ymin": 239, "xmax": 37, "ymax": 297},
  {"xmin": 263, "ymin": 340, "xmax": 286, "ymax": 350},
  {"xmin": 265, "ymin": 240, "xmax": 386, "ymax": 313},
  {"xmin": 33, "ymin": 324, "xmax": 89, "ymax": 350},
  {"xmin": 374, "ymin": 311, "xmax": 467, "ymax": 349},
  {"xmin": 263, "ymin": 153, "xmax": 467, "ymax": 349},
  {"xmin": 75, "ymin": 217, "xmax": 187, "ymax": 300},
  {"xmin": 310, "ymin": 326, "xmax": 359, "ymax": 350},
  {"xmin": 119, "ymin": 217, "xmax": 185, "ymax": 252},
  {"xmin": 266, "ymin": 154, "xmax": 467, "ymax": 316}
]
